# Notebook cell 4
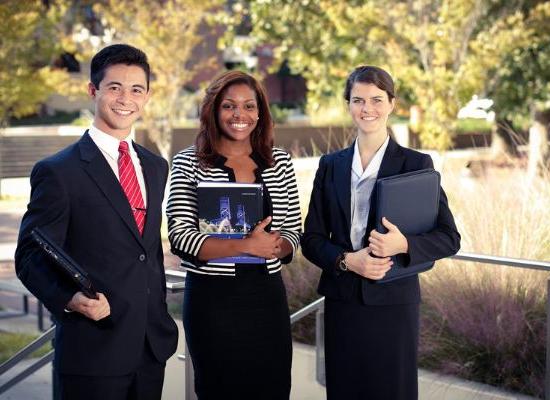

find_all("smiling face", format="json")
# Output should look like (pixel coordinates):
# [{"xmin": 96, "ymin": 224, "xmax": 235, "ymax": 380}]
[
  {"xmin": 348, "ymin": 82, "xmax": 394, "ymax": 137},
  {"xmin": 217, "ymin": 83, "xmax": 259, "ymax": 144},
  {"xmin": 88, "ymin": 63, "xmax": 150, "ymax": 140}
]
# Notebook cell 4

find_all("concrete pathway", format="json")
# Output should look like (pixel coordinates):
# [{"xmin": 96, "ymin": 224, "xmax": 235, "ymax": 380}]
[
  {"xmin": 0, "ymin": 244, "xmax": 16, "ymax": 262},
  {"xmin": 0, "ymin": 198, "xmax": 538, "ymax": 400},
  {"xmin": 0, "ymin": 334, "xmax": 535, "ymax": 400},
  {"xmin": 0, "ymin": 197, "xmax": 25, "ymax": 263}
]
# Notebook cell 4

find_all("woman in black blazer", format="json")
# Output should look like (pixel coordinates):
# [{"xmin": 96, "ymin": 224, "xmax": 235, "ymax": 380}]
[{"xmin": 301, "ymin": 66, "xmax": 461, "ymax": 400}]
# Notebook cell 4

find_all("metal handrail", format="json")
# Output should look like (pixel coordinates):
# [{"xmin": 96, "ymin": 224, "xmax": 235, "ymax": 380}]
[
  {"xmin": 0, "ymin": 326, "xmax": 55, "ymax": 396},
  {"xmin": 2, "ymin": 252, "xmax": 548, "ymax": 399},
  {"xmin": 450, "ymin": 251, "xmax": 550, "ymax": 271},
  {"xmin": 0, "ymin": 351, "xmax": 54, "ymax": 395},
  {"xmin": 166, "ymin": 254, "xmax": 550, "ymax": 398},
  {"xmin": 290, "ymin": 296, "xmax": 325, "ymax": 324},
  {"xmin": 0, "ymin": 274, "xmax": 186, "ymax": 399},
  {"xmin": 0, "ymin": 326, "xmax": 55, "ymax": 376},
  {"xmin": 286, "ymin": 250, "xmax": 550, "ymax": 396},
  {"xmin": 289, "ymin": 251, "xmax": 550, "ymax": 326}
]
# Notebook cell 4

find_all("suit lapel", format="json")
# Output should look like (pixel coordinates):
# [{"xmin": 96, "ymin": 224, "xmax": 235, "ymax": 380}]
[
  {"xmin": 366, "ymin": 137, "xmax": 406, "ymax": 232},
  {"xmin": 334, "ymin": 143, "xmax": 354, "ymax": 233},
  {"xmin": 377, "ymin": 137, "xmax": 405, "ymax": 179},
  {"xmin": 134, "ymin": 144, "xmax": 160, "ymax": 246},
  {"xmin": 78, "ymin": 132, "xmax": 144, "ymax": 247}
]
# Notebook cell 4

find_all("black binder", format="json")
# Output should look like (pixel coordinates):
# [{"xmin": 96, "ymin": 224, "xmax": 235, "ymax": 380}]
[
  {"xmin": 373, "ymin": 168, "xmax": 440, "ymax": 283},
  {"xmin": 30, "ymin": 227, "xmax": 98, "ymax": 299}
]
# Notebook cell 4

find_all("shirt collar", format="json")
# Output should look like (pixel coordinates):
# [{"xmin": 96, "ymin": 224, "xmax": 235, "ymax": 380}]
[
  {"xmin": 351, "ymin": 135, "xmax": 390, "ymax": 180},
  {"xmin": 88, "ymin": 125, "xmax": 133, "ymax": 160}
]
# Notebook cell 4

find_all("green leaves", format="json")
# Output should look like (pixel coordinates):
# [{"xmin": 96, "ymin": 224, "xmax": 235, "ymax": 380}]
[
  {"xmin": 0, "ymin": 0, "xmax": 69, "ymax": 126},
  {"xmin": 93, "ymin": 0, "xmax": 225, "ymax": 158},
  {"xmin": 235, "ymin": 0, "xmax": 550, "ymax": 149}
]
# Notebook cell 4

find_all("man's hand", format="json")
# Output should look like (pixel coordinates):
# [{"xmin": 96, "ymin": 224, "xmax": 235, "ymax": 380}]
[
  {"xmin": 344, "ymin": 247, "xmax": 393, "ymax": 280},
  {"xmin": 66, "ymin": 292, "xmax": 111, "ymax": 321},
  {"xmin": 368, "ymin": 217, "xmax": 408, "ymax": 257}
]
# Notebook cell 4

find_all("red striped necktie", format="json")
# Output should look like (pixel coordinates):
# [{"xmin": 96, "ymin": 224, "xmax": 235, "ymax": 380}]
[{"xmin": 118, "ymin": 141, "xmax": 146, "ymax": 235}]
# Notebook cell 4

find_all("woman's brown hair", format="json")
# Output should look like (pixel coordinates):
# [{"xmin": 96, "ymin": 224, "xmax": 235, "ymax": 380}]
[
  {"xmin": 195, "ymin": 70, "xmax": 274, "ymax": 167},
  {"xmin": 343, "ymin": 65, "xmax": 395, "ymax": 102}
]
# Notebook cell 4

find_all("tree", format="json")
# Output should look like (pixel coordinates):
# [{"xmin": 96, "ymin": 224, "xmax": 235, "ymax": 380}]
[
  {"xmin": 91, "ymin": 0, "xmax": 224, "ymax": 159},
  {"xmin": 0, "ymin": 0, "xmax": 69, "ymax": 127},
  {"xmin": 473, "ymin": 2, "xmax": 550, "ymax": 168},
  {"xmin": 234, "ymin": 0, "xmax": 549, "ymax": 151}
]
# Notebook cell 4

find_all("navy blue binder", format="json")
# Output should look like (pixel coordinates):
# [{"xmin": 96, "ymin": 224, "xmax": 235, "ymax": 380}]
[
  {"xmin": 197, "ymin": 182, "xmax": 265, "ymax": 265},
  {"xmin": 374, "ymin": 168, "xmax": 440, "ymax": 283}
]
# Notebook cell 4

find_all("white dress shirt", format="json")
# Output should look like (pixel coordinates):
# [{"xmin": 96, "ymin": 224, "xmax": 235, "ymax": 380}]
[
  {"xmin": 350, "ymin": 136, "xmax": 389, "ymax": 250},
  {"xmin": 88, "ymin": 125, "xmax": 147, "ymax": 206}
]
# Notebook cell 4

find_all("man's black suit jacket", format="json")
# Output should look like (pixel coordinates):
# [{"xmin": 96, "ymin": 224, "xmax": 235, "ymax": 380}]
[
  {"xmin": 302, "ymin": 138, "xmax": 461, "ymax": 305},
  {"xmin": 15, "ymin": 132, "xmax": 178, "ymax": 376}
]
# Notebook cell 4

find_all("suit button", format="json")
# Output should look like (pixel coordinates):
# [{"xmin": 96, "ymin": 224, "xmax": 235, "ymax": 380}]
[
  {"xmin": 147, "ymin": 288, "xmax": 151, "ymax": 295},
  {"xmin": 139, "ymin": 254, "xmax": 146, "ymax": 262}
]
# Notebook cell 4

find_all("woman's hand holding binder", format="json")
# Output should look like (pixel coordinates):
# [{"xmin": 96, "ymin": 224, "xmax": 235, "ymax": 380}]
[
  {"xmin": 244, "ymin": 216, "xmax": 283, "ymax": 259},
  {"xmin": 368, "ymin": 217, "xmax": 409, "ymax": 257},
  {"xmin": 345, "ymin": 247, "xmax": 393, "ymax": 280}
]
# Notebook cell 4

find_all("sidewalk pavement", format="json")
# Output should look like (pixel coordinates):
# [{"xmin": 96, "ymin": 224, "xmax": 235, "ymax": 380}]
[
  {"xmin": 0, "ymin": 313, "xmax": 325, "ymax": 400},
  {"xmin": 0, "ymin": 200, "xmax": 25, "ymax": 262},
  {"xmin": 0, "ymin": 200, "xmax": 538, "ymax": 400},
  {"xmin": 0, "ymin": 316, "xmax": 536, "ymax": 400},
  {"xmin": 0, "ymin": 243, "xmax": 16, "ymax": 263}
]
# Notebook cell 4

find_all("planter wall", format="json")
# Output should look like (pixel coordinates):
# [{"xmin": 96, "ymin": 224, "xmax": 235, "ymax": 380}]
[{"xmin": 135, "ymin": 125, "xmax": 493, "ymax": 160}]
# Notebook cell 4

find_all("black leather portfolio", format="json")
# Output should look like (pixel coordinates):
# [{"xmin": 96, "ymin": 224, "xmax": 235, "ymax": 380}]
[
  {"xmin": 374, "ymin": 168, "xmax": 440, "ymax": 283},
  {"xmin": 31, "ymin": 227, "xmax": 98, "ymax": 299}
]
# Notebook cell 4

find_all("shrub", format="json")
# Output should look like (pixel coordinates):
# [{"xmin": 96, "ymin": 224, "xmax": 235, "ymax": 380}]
[
  {"xmin": 270, "ymin": 104, "xmax": 292, "ymax": 124},
  {"xmin": 455, "ymin": 118, "xmax": 493, "ymax": 134},
  {"xmin": 282, "ymin": 252, "xmax": 321, "ymax": 344},
  {"xmin": 286, "ymin": 154, "xmax": 550, "ymax": 397},
  {"xmin": 418, "ymin": 164, "xmax": 550, "ymax": 398},
  {"xmin": 420, "ymin": 262, "xmax": 546, "ymax": 397}
]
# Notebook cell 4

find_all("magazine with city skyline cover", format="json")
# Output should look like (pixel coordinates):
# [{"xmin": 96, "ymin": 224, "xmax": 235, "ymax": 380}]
[{"xmin": 197, "ymin": 182, "xmax": 265, "ymax": 265}]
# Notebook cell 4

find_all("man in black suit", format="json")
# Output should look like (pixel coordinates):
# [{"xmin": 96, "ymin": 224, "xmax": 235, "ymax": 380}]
[{"xmin": 15, "ymin": 44, "xmax": 178, "ymax": 400}]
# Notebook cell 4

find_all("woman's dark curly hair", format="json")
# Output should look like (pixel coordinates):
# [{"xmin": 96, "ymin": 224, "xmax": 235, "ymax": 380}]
[{"xmin": 195, "ymin": 70, "xmax": 274, "ymax": 167}]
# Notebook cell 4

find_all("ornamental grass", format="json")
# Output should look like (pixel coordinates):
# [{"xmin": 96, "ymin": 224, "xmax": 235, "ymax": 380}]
[{"xmin": 286, "ymin": 154, "xmax": 549, "ymax": 398}]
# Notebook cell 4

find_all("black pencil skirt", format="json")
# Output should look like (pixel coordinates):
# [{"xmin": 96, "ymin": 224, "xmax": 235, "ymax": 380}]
[
  {"xmin": 182, "ymin": 267, "xmax": 292, "ymax": 400},
  {"xmin": 324, "ymin": 289, "xmax": 420, "ymax": 400}
]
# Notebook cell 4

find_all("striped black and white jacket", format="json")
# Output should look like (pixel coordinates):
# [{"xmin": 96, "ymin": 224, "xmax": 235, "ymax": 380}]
[{"xmin": 167, "ymin": 146, "xmax": 302, "ymax": 276}]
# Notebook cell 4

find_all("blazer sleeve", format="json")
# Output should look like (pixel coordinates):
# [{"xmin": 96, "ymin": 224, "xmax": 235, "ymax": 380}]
[
  {"xmin": 403, "ymin": 155, "xmax": 461, "ymax": 266},
  {"xmin": 14, "ymin": 161, "xmax": 77, "ymax": 319},
  {"xmin": 278, "ymin": 152, "xmax": 302, "ymax": 264},
  {"xmin": 301, "ymin": 156, "xmax": 345, "ymax": 277},
  {"xmin": 166, "ymin": 153, "xmax": 209, "ymax": 262}
]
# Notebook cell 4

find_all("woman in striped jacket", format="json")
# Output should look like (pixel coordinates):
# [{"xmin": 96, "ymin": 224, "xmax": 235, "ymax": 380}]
[{"xmin": 167, "ymin": 70, "xmax": 302, "ymax": 399}]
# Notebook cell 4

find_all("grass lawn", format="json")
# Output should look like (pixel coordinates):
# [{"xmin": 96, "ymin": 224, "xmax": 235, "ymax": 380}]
[
  {"xmin": 0, "ymin": 331, "xmax": 52, "ymax": 364},
  {"xmin": 455, "ymin": 118, "xmax": 493, "ymax": 134}
]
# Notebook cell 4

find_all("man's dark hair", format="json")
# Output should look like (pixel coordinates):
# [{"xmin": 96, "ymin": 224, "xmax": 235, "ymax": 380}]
[{"xmin": 90, "ymin": 44, "xmax": 150, "ymax": 90}]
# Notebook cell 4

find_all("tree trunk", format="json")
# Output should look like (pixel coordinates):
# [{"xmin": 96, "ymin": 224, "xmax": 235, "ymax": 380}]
[
  {"xmin": 146, "ymin": 122, "xmax": 172, "ymax": 162},
  {"xmin": 490, "ymin": 117, "xmax": 519, "ymax": 160},
  {"xmin": 528, "ymin": 109, "xmax": 550, "ymax": 178},
  {"xmin": 408, "ymin": 105, "xmax": 422, "ymax": 148}
]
